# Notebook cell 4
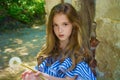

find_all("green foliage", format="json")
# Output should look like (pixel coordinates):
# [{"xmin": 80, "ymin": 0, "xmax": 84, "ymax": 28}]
[{"xmin": 0, "ymin": 0, "xmax": 45, "ymax": 23}]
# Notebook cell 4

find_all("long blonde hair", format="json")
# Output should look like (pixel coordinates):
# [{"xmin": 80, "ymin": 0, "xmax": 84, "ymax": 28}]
[{"xmin": 37, "ymin": 3, "xmax": 92, "ymax": 70}]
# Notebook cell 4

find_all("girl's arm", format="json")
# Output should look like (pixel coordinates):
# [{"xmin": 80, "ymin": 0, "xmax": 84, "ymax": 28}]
[
  {"xmin": 35, "ymin": 72, "xmax": 75, "ymax": 80},
  {"xmin": 22, "ymin": 70, "xmax": 75, "ymax": 80},
  {"xmin": 47, "ymin": 76, "xmax": 76, "ymax": 80}
]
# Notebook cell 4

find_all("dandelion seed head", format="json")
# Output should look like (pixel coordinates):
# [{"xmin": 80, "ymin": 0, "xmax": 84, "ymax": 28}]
[{"xmin": 9, "ymin": 57, "xmax": 22, "ymax": 68}]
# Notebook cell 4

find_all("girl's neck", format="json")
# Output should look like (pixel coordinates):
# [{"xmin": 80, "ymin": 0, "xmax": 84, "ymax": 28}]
[{"xmin": 59, "ymin": 40, "xmax": 69, "ymax": 49}]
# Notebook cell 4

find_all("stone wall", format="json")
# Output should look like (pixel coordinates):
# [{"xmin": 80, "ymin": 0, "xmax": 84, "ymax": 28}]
[
  {"xmin": 44, "ymin": 0, "xmax": 61, "ymax": 15},
  {"xmin": 44, "ymin": 0, "xmax": 72, "ymax": 21},
  {"xmin": 95, "ymin": 0, "xmax": 120, "ymax": 80},
  {"xmin": 44, "ymin": 0, "xmax": 61, "ymax": 23}
]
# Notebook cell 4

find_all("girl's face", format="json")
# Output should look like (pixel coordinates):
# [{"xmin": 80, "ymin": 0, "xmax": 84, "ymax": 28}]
[{"xmin": 53, "ymin": 13, "xmax": 73, "ymax": 42}]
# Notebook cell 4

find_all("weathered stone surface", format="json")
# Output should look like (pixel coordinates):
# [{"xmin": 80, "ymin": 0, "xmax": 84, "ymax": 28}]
[
  {"xmin": 95, "ymin": 0, "xmax": 120, "ymax": 20},
  {"xmin": 95, "ymin": 0, "xmax": 120, "ymax": 80},
  {"xmin": 44, "ymin": 0, "xmax": 61, "ymax": 23},
  {"xmin": 44, "ymin": 0, "xmax": 61, "ymax": 14}
]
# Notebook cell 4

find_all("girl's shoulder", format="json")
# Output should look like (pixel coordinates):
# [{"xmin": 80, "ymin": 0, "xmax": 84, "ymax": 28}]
[
  {"xmin": 77, "ymin": 61, "xmax": 88, "ymax": 67},
  {"xmin": 75, "ymin": 61, "xmax": 92, "ymax": 72}
]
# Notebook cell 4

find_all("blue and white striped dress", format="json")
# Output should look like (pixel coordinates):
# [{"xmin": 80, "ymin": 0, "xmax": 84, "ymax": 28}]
[{"xmin": 35, "ymin": 57, "xmax": 96, "ymax": 80}]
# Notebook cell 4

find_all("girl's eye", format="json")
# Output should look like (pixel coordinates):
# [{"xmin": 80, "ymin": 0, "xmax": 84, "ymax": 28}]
[
  {"xmin": 63, "ymin": 23, "xmax": 68, "ymax": 26},
  {"xmin": 53, "ymin": 24, "xmax": 58, "ymax": 27}
]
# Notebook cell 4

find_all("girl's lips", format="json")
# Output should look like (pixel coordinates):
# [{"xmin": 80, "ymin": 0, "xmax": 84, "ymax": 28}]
[{"xmin": 59, "ymin": 34, "xmax": 64, "ymax": 37}]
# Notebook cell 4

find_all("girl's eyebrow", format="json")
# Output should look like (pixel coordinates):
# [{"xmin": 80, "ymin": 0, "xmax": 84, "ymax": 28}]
[
  {"xmin": 63, "ymin": 22, "xmax": 69, "ymax": 23},
  {"xmin": 63, "ymin": 21, "xmax": 70, "ymax": 24},
  {"xmin": 53, "ymin": 23, "xmax": 58, "ymax": 26}
]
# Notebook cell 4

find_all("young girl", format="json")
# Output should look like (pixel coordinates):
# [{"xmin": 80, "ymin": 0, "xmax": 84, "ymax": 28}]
[{"xmin": 22, "ymin": 3, "xmax": 96, "ymax": 80}]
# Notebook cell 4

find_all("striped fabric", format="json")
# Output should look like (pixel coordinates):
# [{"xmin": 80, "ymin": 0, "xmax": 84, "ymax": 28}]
[{"xmin": 35, "ymin": 57, "xmax": 96, "ymax": 80}]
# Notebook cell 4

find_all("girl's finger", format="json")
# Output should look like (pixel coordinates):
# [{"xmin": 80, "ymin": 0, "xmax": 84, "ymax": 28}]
[
  {"xmin": 21, "ymin": 71, "xmax": 27, "ymax": 78},
  {"xmin": 34, "ymin": 71, "xmax": 41, "ymax": 77},
  {"xmin": 27, "ymin": 70, "xmax": 33, "ymax": 74},
  {"xmin": 21, "ymin": 70, "xmax": 33, "ymax": 79}
]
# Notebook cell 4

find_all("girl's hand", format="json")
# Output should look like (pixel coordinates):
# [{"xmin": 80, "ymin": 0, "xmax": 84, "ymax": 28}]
[
  {"xmin": 21, "ymin": 70, "xmax": 42, "ymax": 80},
  {"xmin": 21, "ymin": 70, "xmax": 32, "ymax": 79},
  {"xmin": 21, "ymin": 70, "xmax": 75, "ymax": 80}
]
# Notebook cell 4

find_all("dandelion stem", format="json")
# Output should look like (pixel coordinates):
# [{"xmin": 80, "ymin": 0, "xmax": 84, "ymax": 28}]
[{"xmin": 21, "ymin": 63, "xmax": 45, "ymax": 80}]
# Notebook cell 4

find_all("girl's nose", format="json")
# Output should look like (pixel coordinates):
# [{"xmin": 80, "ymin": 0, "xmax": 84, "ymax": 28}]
[{"xmin": 58, "ymin": 27, "xmax": 62, "ymax": 33}]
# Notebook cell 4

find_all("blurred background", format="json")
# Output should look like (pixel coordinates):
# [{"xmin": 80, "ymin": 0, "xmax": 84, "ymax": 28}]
[
  {"xmin": 0, "ymin": 0, "xmax": 120, "ymax": 80},
  {"xmin": 0, "ymin": 0, "xmax": 46, "ymax": 80}
]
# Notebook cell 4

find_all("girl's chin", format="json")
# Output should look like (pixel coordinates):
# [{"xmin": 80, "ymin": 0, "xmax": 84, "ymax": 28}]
[{"xmin": 59, "ymin": 39, "xmax": 67, "ymax": 42}]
